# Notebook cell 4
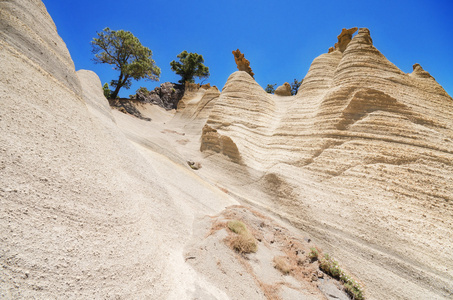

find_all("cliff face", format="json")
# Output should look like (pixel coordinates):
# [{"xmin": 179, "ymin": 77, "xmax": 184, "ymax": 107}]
[{"xmin": 198, "ymin": 28, "xmax": 453, "ymax": 299}]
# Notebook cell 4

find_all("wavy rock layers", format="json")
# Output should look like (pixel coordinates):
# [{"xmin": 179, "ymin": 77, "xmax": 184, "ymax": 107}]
[
  {"xmin": 200, "ymin": 28, "xmax": 453, "ymax": 299},
  {"xmin": 176, "ymin": 87, "xmax": 220, "ymax": 122},
  {"xmin": 203, "ymin": 71, "xmax": 284, "ymax": 171},
  {"xmin": 0, "ymin": 0, "xmax": 80, "ymax": 95}
]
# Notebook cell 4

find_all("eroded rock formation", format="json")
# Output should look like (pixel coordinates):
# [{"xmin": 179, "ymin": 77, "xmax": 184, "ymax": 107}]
[
  {"xmin": 232, "ymin": 49, "xmax": 255, "ymax": 78},
  {"xmin": 330, "ymin": 27, "xmax": 358, "ymax": 52},
  {"xmin": 200, "ymin": 125, "xmax": 242, "ymax": 163},
  {"xmin": 195, "ymin": 27, "xmax": 453, "ymax": 299},
  {"xmin": 2, "ymin": 2, "xmax": 453, "ymax": 298},
  {"xmin": 274, "ymin": 82, "xmax": 292, "ymax": 96}
]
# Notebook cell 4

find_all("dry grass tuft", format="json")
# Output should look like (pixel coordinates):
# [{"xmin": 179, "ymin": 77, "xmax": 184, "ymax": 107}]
[
  {"xmin": 206, "ymin": 220, "xmax": 227, "ymax": 238},
  {"xmin": 319, "ymin": 253, "xmax": 364, "ymax": 300},
  {"xmin": 227, "ymin": 220, "xmax": 257, "ymax": 254},
  {"xmin": 228, "ymin": 233, "xmax": 258, "ymax": 254},
  {"xmin": 228, "ymin": 220, "xmax": 247, "ymax": 234},
  {"xmin": 273, "ymin": 256, "xmax": 291, "ymax": 275}
]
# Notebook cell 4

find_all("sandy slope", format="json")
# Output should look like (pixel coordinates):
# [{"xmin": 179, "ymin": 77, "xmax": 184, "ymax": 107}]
[{"xmin": 0, "ymin": 2, "xmax": 239, "ymax": 298}]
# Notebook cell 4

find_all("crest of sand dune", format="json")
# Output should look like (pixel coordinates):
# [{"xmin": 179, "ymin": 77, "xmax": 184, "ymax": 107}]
[{"xmin": 1, "ymin": 1, "xmax": 453, "ymax": 299}]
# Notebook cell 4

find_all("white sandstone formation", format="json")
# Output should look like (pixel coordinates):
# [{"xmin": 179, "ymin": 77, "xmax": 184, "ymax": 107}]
[{"xmin": 1, "ymin": 2, "xmax": 453, "ymax": 299}]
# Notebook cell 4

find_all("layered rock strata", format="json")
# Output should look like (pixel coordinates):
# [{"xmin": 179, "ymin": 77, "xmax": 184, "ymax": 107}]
[{"xmin": 198, "ymin": 27, "xmax": 453, "ymax": 299}]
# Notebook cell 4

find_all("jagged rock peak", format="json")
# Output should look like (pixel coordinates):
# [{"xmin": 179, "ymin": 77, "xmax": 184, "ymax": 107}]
[
  {"xmin": 411, "ymin": 63, "xmax": 434, "ymax": 79},
  {"xmin": 334, "ymin": 27, "xmax": 358, "ymax": 52},
  {"xmin": 274, "ymin": 82, "xmax": 292, "ymax": 96},
  {"xmin": 232, "ymin": 49, "xmax": 255, "ymax": 78},
  {"xmin": 354, "ymin": 27, "xmax": 373, "ymax": 45}
]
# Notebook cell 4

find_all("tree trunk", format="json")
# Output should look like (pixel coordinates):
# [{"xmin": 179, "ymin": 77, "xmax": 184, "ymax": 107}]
[
  {"xmin": 110, "ymin": 72, "xmax": 124, "ymax": 99},
  {"xmin": 110, "ymin": 84, "xmax": 122, "ymax": 100}
]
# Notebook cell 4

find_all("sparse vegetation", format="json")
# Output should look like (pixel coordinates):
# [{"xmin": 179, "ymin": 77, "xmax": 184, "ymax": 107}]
[
  {"xmin": 273, "ymin": 256, "xmax": 291, "ymax": 275},
  {"xmin": 227, "ymin": 220, "xmax": 257, "ymax": 254},
  {"xmin": 137, "ymin": 86, "xmax": 151, "ymax": 95},
  {"xmin": 319, "ymin": 253, "xmax": 364, "ymax": 300},
  {"xmin": 265, "ymin": 84, "xmax": 276, "ymax": 94},
  {"xmin": 308, "ymin": 247, "xmax": 319, "ymax": 260},
  {"xmin": 103, "ymin": 82, "xmax": 111, "ymax": 98},
  {"xmin": 290, "ymin": 79, "xmax": 303, "ymax": 95}
]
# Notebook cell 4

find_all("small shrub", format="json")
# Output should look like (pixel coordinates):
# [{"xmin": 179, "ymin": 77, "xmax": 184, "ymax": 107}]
[
  {"xmin": 320, "ymin": 254, "xmax": 341, "ymax": 277},
  {"xmin": 344, "ymin": 281, "xmax": 364, "ymax": 300},
  {"xmin": 229, "ymin": 233, "xmax": 258, "ymax": 253},
  {"xmin": 228, "ymin": 220, "xmax": 247, "ymax": 234},
  {"xmin": 265, "ymin": 84, "xmax": 276, "ymax": 94},
  {"xmin": 290, "ymin": 78, "xmax": 303, "ymax": 95},
  {"xmin": 319, "ymin": 253, "xmax": 364, "ymax": 300},
  {"xmin": 103, "ymin": 82, "xmax": 111, "ymax": 99},
  {"xmin": 227, "ymin": 220, "xmax": 257, "ymax": 254},
  {"xmin": 137, "ymin": 86, "xmax": 151, "ymax": 95},
  {"xmin": 273, "ymin": 256, "xmax": 291, "ymax": 275},
  {"xmin": 308, "ymin": 247, "xmax": 319, "ymax": 260}
]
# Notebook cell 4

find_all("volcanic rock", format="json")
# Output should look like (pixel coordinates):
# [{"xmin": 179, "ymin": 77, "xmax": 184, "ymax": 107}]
[{"xmin": 133, "ymin": 82, "xmax": 184, "ymax": 110}]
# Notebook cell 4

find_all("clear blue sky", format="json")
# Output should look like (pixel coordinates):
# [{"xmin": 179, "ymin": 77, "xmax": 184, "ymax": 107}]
[{"xmin": 42, "ymin": 0, "xmax": 452, "ymax": 98}]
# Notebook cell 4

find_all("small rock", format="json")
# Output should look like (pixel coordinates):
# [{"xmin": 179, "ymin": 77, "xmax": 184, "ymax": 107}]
[
  {"xmin": 187, "ymin": 160, "xmax": 202, "ymax": 170},
  {"xmin": 318, "ymin": 271, "xmax": 324, "ymax": 278}
]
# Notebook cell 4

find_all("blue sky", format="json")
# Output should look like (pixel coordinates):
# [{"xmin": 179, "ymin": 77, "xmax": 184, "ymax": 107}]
[{"xmin": 42, "ymin": 0, "xmax": 452, "ymax": 98}]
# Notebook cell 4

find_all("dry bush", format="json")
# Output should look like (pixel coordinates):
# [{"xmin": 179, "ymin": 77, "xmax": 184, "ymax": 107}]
[
  {"xmin": 228, "ymin": 220, "xmax": 247, "ymax": 234},
  {"xmin": 319, "ymin": 254, "xmax": 364, "ymax": 300},
  {"xmin": 273, "ymin": 256, "xmax": 291, "ymax": 275},
  {"xmin": 228, "ymin": 233, "xmax": 258, "ymax": 254},
  {"xmin": 227, "ymin": 220, "xmax": 257, "ymax": 254}
]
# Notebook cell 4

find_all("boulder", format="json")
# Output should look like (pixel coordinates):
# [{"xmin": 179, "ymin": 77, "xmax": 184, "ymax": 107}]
[
  {"xmin": 133, "ymin": 82, "xmax": 185, "ymax": 110},
  {"xmin": 274, "ymin": 82, "xmax": 292, "ymax": 96}
]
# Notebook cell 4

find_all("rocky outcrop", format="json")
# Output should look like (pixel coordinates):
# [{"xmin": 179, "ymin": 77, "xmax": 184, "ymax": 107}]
[
  {"xmin": 195, "ymin": 27, "xmax": 453, "ymax": 300},
  {"xmin": 232, "ymin": 49, "xmax": 255, "ymax": 78},
  {"xmin": 132, "ymin": 82, "xmax": 185, "ymax": 110},
  {"xmin": 410, "ymin": 63, "xmax": 435, "ymax": 79},
  {"xmin": 329, "ymin": 27, "xmax": 358, "ymax": 53},
  {"xmin": 274, "ymin": 82, "xmax": 292, "ymax": 96},
  {"xmin": 200, "ymin": 125, "xmax": 242, "ymax": 163}
]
